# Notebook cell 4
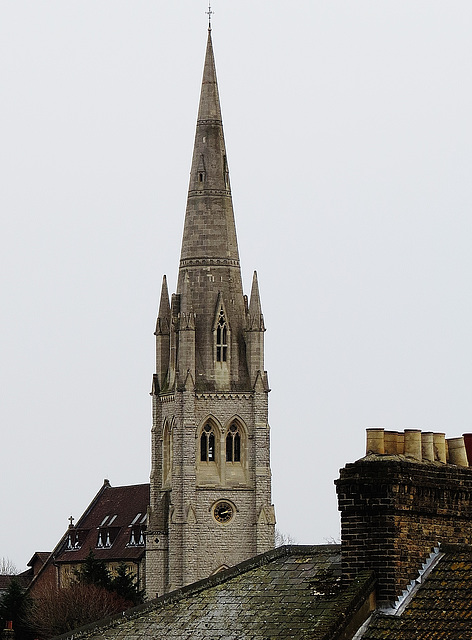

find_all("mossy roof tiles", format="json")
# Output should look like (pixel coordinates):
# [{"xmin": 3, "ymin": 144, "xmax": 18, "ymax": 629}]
[
  {"xmin": 53, "ymin": 545, "xmax": 374, "ymax": 640},
  {"xmin": 363, "ymin": 545, "xmax": 472, "ymax": 640}
]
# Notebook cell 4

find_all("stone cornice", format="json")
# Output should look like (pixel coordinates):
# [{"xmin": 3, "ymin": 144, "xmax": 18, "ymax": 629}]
[
  {"xmin": 196, "ymin": 118, "xmax": 222, "ymax": 126},
  {"xmin": 179, "ymin": 257, "xmax": 240, "ymax": 269},
  {"xmin": 195, "ymin": 392, "xmax": 253, "ymax": 400},
  {"xmin": 187, "ymin": 188, "xmax": 231, "ymax": 197}
]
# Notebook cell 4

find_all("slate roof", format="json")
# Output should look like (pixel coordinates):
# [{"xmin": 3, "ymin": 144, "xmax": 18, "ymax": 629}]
[
  {"xmin": 52, "ymin": 545, "xmax": 375, "ymax": 640},
  {"xmin": 363, "ymin": 545, "xmax": 472, "ymax": 639},
  {"xmin": 55, "ymin": 482, "xmax": 150, "ymax": 564},
  {"xmin": 0, "ymin": 575, "xmax": 31, "ymax": 593},
  {"xmin": 0, "ymin": 574, "xmax": 30, "ymax": 593}
]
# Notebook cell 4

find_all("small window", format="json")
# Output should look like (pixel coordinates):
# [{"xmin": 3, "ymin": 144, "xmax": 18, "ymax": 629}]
[
  {"xmin": 128, "ymin": 527, "xmax": 146, "ymax": 547},
  {"xmin": 97, "ymin": 528, "xmax": 114, "ymax": 549},
  {"xmin": 216, "ymin": 309, "xmax": 227, "ymax": 362},
  {"xmin": 226, "ymin": 424, "xmax": 241, "ymax": 462},
  {"xmin": 201, "ymin": 423, "xmax": 216, "ymax": 462},
  {"xmin": 66, "ymin": 531, "xmax": 81, "ymax": 551},
  {"xmin": 199, "ymin": 172, "xmax": 204, "ymax": 182}
]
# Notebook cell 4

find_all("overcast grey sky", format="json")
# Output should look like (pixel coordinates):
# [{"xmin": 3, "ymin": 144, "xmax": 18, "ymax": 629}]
[{"xmin": 1, "ymin": 1, "xmax": 472, "ymax": 570}]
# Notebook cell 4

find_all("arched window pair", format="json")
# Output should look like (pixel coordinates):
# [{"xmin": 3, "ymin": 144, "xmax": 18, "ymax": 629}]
[{"xmin": 200, "ymin": 422, "xmax": 242, "ymax": 463}]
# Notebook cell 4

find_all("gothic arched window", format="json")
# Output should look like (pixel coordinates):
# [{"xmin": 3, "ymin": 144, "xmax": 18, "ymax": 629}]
[
  {"xmin": 216, "ymin": 308, "xmax": 227, "ymax": 362},
  {"xmin": 226, "ymin": 423, "xmax": 241, "ymax": 462},
  {"xmin": 201, "ymin": 423, "xmax": 216, "ymax": 462}
]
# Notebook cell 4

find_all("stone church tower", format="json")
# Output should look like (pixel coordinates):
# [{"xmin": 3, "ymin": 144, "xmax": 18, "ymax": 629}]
[{"xmin": 145, "ymin": 28, "xmax": 275, "ymax": 597}]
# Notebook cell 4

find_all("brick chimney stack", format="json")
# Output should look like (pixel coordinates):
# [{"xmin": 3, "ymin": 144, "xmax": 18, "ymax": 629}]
[{"xmin": 336, "ymin": 428, "xmax": 472, "ymax": 606}]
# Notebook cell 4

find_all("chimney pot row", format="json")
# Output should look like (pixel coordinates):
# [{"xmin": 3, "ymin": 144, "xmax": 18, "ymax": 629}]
[{"xmin": 365, "ymin": 428, "xmax": 469, "ymax": 466}]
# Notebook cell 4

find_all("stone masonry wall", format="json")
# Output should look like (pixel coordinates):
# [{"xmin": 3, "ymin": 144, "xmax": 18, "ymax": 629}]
[
  {"xmin": 336, "ymin": 456, "xmax": 472, "ymax": 605},
  {"xmin": 147, "ymin": 387, "xmax": 274, "ymax": 596}
]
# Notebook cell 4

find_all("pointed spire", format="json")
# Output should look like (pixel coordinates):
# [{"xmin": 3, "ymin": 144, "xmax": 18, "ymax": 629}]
[
  {"xmin": 155, "ymin": 275, "xmax": 171, "ymax": 335},
  {"xmin": 175, "ymin": 29, "xmax": 249, "ymax": 391},
  {"xmin": 248, "ymin": 271, "xmax": 265, "ymax": 331},
  {"xmin": 197, "ymin": 29, "xmax": 222, "ymax": 123},
  {"xmin": 179, "ymin": 28, "xmax": 241, "ymax": 278}
]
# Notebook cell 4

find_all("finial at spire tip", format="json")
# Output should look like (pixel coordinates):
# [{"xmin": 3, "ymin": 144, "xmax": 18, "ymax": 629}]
[{"xmin": 206, "ymin": 2, "xmax": 214, "ymax": 30}]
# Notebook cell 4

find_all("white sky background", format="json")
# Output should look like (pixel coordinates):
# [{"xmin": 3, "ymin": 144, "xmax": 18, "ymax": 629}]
[{"xmin": 1, "ymin": 1, "xmax": 472, "ymax": 570}]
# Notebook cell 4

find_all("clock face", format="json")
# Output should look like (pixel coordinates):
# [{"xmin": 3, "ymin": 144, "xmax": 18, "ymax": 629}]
[{"xmin": 213, "ymin": 501, "xmax": 234, "ymax": 524}]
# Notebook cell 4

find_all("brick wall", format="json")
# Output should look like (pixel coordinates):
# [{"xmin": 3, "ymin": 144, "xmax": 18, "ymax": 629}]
[{"xmin": 336, "ymin": 457, "xmax": 472, "ymax": 605}]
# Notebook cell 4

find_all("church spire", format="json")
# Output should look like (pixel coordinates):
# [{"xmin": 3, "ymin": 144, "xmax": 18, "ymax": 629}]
[
  {"xmin": 196, "ymin": 27, "xmax": 220, "ymax": 123},
  {"xmin": 176, "ymin": 28, "xmax": 246, "ymax": 391},
  {"xmin": 178, "ymin": 28, "xmax": 238, "ymax": 269},
  {"xmin": 147, "ymin": 26, "xmax": 275, "ymax": 596}
]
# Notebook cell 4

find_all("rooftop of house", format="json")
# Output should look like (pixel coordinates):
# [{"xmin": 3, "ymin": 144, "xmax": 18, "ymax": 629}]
[
  {"xmin": 50, "ymin": 542, "xmax": 472, "ymax": 640},
  {"xmin": 55, "ymin": 481, "xmax": 150, "ymax": 564},
  {"xmin": 27, "ymin": 551, "xmax": 52, "ymax": 566},
  {"xmin": 51, "ymin": 545, "xmax": 376, "ymax": 640},
  {"xmin": 0, "ymin": 574, "xmax": 31, "ymax": 594},
  {"xmin": 362, "ymin": 544, "xmax": 472, "ymax": 640}
]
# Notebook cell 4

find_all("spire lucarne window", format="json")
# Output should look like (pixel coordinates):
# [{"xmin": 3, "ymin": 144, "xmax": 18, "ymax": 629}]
[{"xmin": 216, "ymin": 307, "xmax": 227, "ymax": 362}]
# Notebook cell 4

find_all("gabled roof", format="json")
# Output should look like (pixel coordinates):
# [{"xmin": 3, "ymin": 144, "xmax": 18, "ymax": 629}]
[
  {"xmin": 362, "ymin": 544, "xmax": 472, "ymax": 639},
  {"xmin": 27, "ymin": 552, "xmax": 51, "ymax": 567},
  {"xmin": 56, "ymin": 482, "xmax": 150, "ymax": 563},
  {"xmin": 52, "ymin": 545, "xmax": 376, "ymax": 640}
]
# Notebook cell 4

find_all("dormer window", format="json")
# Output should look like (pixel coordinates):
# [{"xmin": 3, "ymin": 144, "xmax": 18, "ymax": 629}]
[
  {"xmin": 201, "ymin": 423, "xmax": 216, "ymax": 462},
  {"xmin": 97, "ymin": 530, "xmax": 105, "ymax": 548},
  {"xmin": 96, "ymin": 515, "xmax": 118, "ymax": 549},
  {"xmin": 66, "ymin": 531, "xmax": 81, "ymax": 550},
  {"xmin": 197, "ymin": 154, "xmax": 206, "ymax": 185},
  {"xmin": 216, "ymin": 308, "xmax": 227, "ymax": 362},
  {"xmin": 127, "ymin": 513, "xmax": 147, "ymax": 547},
  {"xmin": 97, "ymin": 529, "xmax": 113, "ymax": 548},
  {"xmin": 128, "ymin": 527, "xmax": 145, "ymax": 547}
]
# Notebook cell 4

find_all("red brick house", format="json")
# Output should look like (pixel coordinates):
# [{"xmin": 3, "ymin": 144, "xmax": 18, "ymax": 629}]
[{"xmin": 28, "ymin": 481, "xmax": 149, "ymax": 596}]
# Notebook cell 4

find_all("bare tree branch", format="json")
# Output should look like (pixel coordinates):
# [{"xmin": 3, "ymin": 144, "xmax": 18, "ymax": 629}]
[{"xmin": 0, "ymin": 557, "xmax": 18, "ymax": 575}]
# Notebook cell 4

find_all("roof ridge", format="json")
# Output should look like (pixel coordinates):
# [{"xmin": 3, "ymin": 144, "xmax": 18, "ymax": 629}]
[{"xmin": 105, "ymin": 482, "xmax": 150, "ymax": 490}]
